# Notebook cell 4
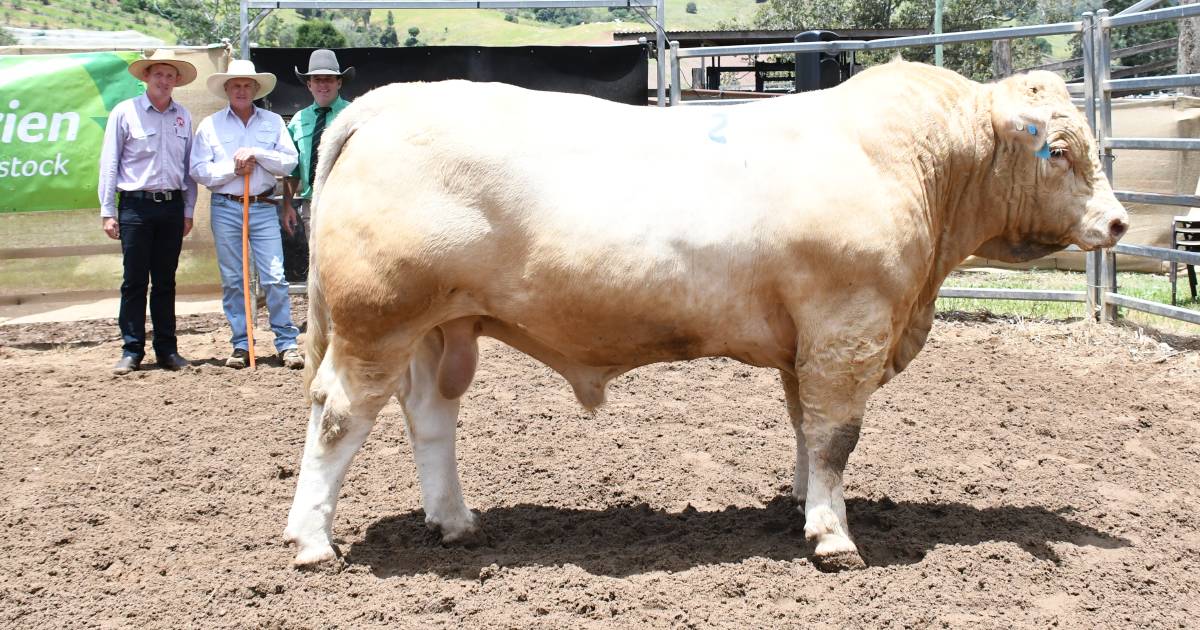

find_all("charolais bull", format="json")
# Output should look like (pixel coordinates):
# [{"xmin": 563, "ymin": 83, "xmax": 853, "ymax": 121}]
[{"xmin": 283, "ymin": 60, "xmax": 1127, "ymax": 571}]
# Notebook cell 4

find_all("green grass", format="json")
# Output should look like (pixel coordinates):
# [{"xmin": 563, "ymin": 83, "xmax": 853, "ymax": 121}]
[
  {"xmin": 0, "ymin": 249, "xmax": 217, "ymax": 294},
  {"xmin": 939, "ymin": 269, "xmax": 1200, "ymax": 334},
  {"xmin": 0, "ymin": 0, "xmax": 177, "ymax": 43}
]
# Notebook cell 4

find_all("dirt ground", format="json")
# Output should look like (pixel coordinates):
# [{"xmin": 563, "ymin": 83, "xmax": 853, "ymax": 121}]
[{"xmin": 1, "ymin": 300, "xmax": 1198, "ymax": 629}]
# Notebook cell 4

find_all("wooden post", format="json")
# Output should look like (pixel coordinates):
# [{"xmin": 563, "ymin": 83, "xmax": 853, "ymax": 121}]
[{"xmin": 992, "ymin": 39, "xmax": 1013, "ymax": 79}]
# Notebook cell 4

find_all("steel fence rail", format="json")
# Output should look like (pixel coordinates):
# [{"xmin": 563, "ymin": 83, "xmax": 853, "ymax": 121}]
[
  {"xmin": 936, "ymin": 288, "xmax": 1088, "ymax": 302},
  {"xmin": 674, "ymin": 21, "xmax": 1082, "ymax": 59},
  {"xmin": 1115, "ymin": 191, "xmax": 1200, "ymax": 207},
  {"xmin": 1114, "ymin": 243, "xmax": 1200, "ymax": 267},
  {"xmin": 1105, "ymin": 293, "xmax": 1200, "ymax": 325},
  {"xmin": 1105, "ymin": 2, "xmax": 1200, "ymax": 28},
  {"xmin": 1104, "ymin": 138, "xmax": 1200, "ymax": 151},
  {"xmin": 1104, "ymin": 73, "xmax": 1200, "ymax": 92},
  {"xmin": 1115, "ymin": 0, "xmax": 1168, "ymax": 17}
]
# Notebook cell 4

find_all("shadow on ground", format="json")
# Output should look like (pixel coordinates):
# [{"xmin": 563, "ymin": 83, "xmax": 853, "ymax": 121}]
[{"xmin": 345, "ymin": 495, "xmax": 1128, "ymax": 579}]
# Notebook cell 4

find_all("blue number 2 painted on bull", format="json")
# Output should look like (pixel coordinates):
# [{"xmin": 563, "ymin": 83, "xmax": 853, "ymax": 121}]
[{"xmin": 709, "ymin": 112, "xmax": 728, "ymax": 144}]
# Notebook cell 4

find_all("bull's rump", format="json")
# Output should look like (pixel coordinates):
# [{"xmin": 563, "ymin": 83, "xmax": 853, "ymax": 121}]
[{"xmin": 317, "ymin": 81, "xmax": 922, "ymax": 367}]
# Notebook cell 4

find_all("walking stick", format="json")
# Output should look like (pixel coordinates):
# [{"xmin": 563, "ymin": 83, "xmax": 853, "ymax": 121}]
[{"xmin": 242, "ymin": 171, "xmax": 256, "ymax": 369}]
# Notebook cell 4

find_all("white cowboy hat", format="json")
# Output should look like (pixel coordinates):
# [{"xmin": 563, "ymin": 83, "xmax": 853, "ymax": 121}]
[
  {"xmin": 128, "ymin": 49, "xmax": 197, "ymax": 87},
  {"xmin": 206, "ymin": 59, "xmax": 277, "ymax": 100}
]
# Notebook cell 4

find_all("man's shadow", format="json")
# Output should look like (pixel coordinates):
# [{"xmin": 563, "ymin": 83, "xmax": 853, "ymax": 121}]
[{"xmin": 345, "ymin": 496, "xmax": 1127, "ymax": 578}]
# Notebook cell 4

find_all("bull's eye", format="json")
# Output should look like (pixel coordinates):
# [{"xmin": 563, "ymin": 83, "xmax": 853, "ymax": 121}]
[{"xmin": 1050, "ymin": 147, "xmax": 1067, "ymax": 159}]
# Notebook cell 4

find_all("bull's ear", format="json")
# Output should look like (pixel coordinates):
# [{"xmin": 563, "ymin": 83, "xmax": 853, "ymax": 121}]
[
  {"xmin": 995, "ymin": 107, "xmax": 1050, "ymax": 154},
  {"xmin": 990, "ymin": 77, "xmax": 1053, "ymax": 154}
]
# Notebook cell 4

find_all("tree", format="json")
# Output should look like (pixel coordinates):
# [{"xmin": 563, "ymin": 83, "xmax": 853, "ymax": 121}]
[
  {"xmin": 296, "ymin": 20, "xmax": 346, "ymax": 48},
  {"xmin": 405, "ymin": 26, "xmax": 421, "ymax": 47},
  {"xmin": 149, "ymin": 0, "xmax": 240, "ymax": 47},
  {"xmin": 753, "ymin": 0, "xmax": 1046, "ymax": 82},
  {"xmin": 0, "ymin": 26, "xmax": 14, "ymax": 46},
  {"xmin": 380, "ymin": 11, "xmax": 400, "ymax": 47},
  {"xmin": 1058, "ymin": 0, "xmax": 1176, "ymax": 81},
  {"xmin": 258, "ymin": 14, "xmax": 296, "ymax": 48},
  {"xmin": 332, "ymin": 17, "xmax": 382, "ymax": 47}
]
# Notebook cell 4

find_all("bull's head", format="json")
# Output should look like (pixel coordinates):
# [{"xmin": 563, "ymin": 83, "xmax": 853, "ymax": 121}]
[{"xmin": 974, "ymin": 71, "xmax": 1128, "ymax": 263}]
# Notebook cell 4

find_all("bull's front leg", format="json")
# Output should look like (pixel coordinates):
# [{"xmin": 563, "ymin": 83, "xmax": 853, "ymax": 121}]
[
  {"xmin": 285, "ymin": 344, "xmax": 405, "ymax": 566},
  {"xmin": 793, "ymin": 332, "xmax": 889, "ymax": 572}
]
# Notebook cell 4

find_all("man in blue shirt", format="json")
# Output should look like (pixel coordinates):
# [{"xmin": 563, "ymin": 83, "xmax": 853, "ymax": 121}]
[{"xmin": 98, "ymin": 50, "xmax": 198, "ymax": 375}]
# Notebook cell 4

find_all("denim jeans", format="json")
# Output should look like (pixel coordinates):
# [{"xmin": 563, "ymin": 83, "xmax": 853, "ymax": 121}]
[
  {"xmin": 118, "ymin": 194, "xmax": 184, "ymax": 359},
  {"xmin": 209, "ymin": 193, "xmax": 299, "ymax": 353}
]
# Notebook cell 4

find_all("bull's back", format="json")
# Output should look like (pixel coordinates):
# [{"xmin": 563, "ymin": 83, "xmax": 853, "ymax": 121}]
[{"xmin": 316, "ymin": 77, "xmax": 945, "ymax": 362}]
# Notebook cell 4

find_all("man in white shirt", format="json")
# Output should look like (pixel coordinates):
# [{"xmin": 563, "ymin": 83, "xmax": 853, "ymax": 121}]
[
  {"xmin": 99, "ymin": 49, "xmax": 198, "ymax": 375},
  {"xmin": 189, "ymin": 60, "xmax": 303, "ymax": 369}
]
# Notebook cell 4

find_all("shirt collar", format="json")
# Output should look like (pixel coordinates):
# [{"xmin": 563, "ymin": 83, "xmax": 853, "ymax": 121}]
[
  {"xmin": 222, "ymin": 103, "xmax": 259, "ymax": 124},
  {"xmin": 309, "ymin": 96, "xmax": 347, "ymax": 114},
  {"xmin": 137, "ymin": 92, "xmax": 176, "ymax": 114}
]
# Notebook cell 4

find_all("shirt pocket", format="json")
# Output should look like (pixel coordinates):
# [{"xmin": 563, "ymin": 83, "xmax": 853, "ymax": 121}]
[
  {"xmin": 127, "ymin": 126, "xmax": 158, "ymax": 157},
  {"xmin": 254, "ymin": 126, "xmax": 276, "ymax": 149},
  {"xmin": 219, "ymin": 134, "xmax": 238, "ymax": 159}
]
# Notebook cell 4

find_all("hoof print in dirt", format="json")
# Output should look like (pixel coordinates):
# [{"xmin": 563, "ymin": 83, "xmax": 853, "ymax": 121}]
[{"xmin": 812, "ymin": 551, "xmax": 867, "ymax": 573}]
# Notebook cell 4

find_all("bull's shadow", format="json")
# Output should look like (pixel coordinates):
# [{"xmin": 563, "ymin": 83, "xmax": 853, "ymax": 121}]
[{"xmin": 346, "ymin": 496, "xmax": 1128, "ymax": 578}]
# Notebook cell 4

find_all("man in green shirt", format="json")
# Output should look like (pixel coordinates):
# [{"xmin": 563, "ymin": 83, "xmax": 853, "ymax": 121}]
[{"xmin": 282, "ymin": 49, "xmax": 354, "ymax": 242}]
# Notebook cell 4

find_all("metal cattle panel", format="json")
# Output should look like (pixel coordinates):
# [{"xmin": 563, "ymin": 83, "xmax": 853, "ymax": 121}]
[{"xmin": 252, "ymin": 44, "xmax": 650, "ymax": 116}]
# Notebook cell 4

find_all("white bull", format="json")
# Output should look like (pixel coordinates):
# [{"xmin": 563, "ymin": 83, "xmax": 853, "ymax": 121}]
[{"xmin": 284, "ymin": 60, "xmax": 1128, "ymax": 571}]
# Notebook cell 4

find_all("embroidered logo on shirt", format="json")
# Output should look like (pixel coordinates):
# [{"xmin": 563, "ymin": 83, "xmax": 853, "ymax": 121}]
[{"xmin": 175, "ymin": 116, "xmax": 185, "ymax": 128}]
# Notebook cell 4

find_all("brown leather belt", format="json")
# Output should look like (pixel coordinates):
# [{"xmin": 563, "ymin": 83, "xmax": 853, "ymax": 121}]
[{"xmin": 218, "ymin": 191, "xmax": 275, "ymax": 204}]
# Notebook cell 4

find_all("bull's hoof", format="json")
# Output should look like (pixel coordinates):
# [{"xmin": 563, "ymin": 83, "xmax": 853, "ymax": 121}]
[
  {"xmin": 812, "ymin": 549, "xmax": 867, "ymax": 572},
  {"xmin": 426, "ymin": 511, "xmax": 480, "ymax": 545},
  {"xmin": 291, "ymin": 543, "xmax": 339, "ymax": 569}
]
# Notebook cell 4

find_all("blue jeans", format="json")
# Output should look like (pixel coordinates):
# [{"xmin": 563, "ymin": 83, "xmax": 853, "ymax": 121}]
[{"xmin": 210, "ymin": 193, "xmax": 299, "ymax": 353}]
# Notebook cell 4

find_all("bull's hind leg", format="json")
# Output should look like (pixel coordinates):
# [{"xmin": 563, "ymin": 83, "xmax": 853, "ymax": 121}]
[
  {"xmin": 398, "ymin": 324, "xmax": 478, "ymax": 543},
  {"xmin": 285, "ymin": 340, "xmax": 408, "ymax": 566},
  {"xmin": 779, "ymin": 371, "xmax": 808, "ymax": 502},
  {"xmin": 794, "ymin": 331, "xmax": 890, "ymax": 572}
]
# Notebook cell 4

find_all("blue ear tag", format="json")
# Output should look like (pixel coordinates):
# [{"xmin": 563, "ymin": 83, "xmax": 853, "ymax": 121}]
[
  {"xmin": 1027, "ymin": 124, "xmax": 1038, "ymax": 136},
  {"xmin": 1035, "ymin": 141, "xmax": 1051, "ymax": 160}
]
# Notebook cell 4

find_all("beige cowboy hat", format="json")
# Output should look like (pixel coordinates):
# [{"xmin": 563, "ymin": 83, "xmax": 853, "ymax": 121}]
[
  {"xmin": 206, "ymin": 59, "xmax": 277, "ymax": 100},
  {"xmin": 294, "ymin": 49, "xmax": 355, "ymax": 83},
  {"xmin": 128, "ymin": 49, "xmax": 198, "ymax": 86}
]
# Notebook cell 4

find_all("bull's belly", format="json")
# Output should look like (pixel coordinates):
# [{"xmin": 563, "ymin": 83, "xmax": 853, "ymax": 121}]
[{"xmin": 479, "ymin": 294, "xmax": 796, "ymax": 371}]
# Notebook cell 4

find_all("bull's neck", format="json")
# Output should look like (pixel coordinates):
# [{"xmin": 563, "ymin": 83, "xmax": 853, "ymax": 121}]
[{"xmin": 889, "ymin": 90, "xmax": 1009, "ymax": 304}]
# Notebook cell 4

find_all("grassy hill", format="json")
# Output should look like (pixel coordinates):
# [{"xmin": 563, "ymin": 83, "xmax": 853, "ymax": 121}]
[
  {"xmin": 0, "ymin": 0, "xmax": 177, "ymax": 43},
  {"xmin": 357, "ymin": 1, "xmax": 760, "ymax": 46},
  {"xmin": 1, "ymin": 0, "xmax": 761, "ymax": 48}
]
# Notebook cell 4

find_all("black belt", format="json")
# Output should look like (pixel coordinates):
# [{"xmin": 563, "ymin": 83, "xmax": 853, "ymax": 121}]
[
  {"xmin": 218, "ymin": 191, "xmax": 275, "ymax": 205},
  {"xmin": 123, "ymin": 190, "xmax": 182, "ymax": 202}
]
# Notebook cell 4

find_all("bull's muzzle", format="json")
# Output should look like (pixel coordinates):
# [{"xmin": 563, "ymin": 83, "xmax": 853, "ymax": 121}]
[{"xmin": 1083, "ymin": 204, "xmax": 1130, "ymax": 250}]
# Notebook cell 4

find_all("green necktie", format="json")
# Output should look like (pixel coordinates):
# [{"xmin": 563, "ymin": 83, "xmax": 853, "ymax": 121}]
[{"xmin": 309, "ymin": 106, "xmax": 331, "ymax": 188}]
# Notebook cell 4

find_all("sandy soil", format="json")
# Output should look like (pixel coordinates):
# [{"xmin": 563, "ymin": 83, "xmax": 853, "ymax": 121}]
[{"xmin": 1, "ymin": 301, "xmax": 1198, "ymax": 629}]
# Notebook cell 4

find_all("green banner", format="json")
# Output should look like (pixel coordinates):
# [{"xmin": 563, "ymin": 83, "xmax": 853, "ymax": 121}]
[{"xmin": 0, "ymin": 51, "xmax": 144, "ymax": 213}]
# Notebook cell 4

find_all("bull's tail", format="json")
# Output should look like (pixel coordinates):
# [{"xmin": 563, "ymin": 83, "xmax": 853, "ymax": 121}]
[{"xmin": 302, "ymin": 106, "xmax": 361, "ymax": 402}]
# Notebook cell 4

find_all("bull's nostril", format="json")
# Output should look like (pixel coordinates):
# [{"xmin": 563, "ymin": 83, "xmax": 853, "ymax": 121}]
[{"xmin": 1109, "ymin": 219, "xmax": 1129, "ymax": 240}]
